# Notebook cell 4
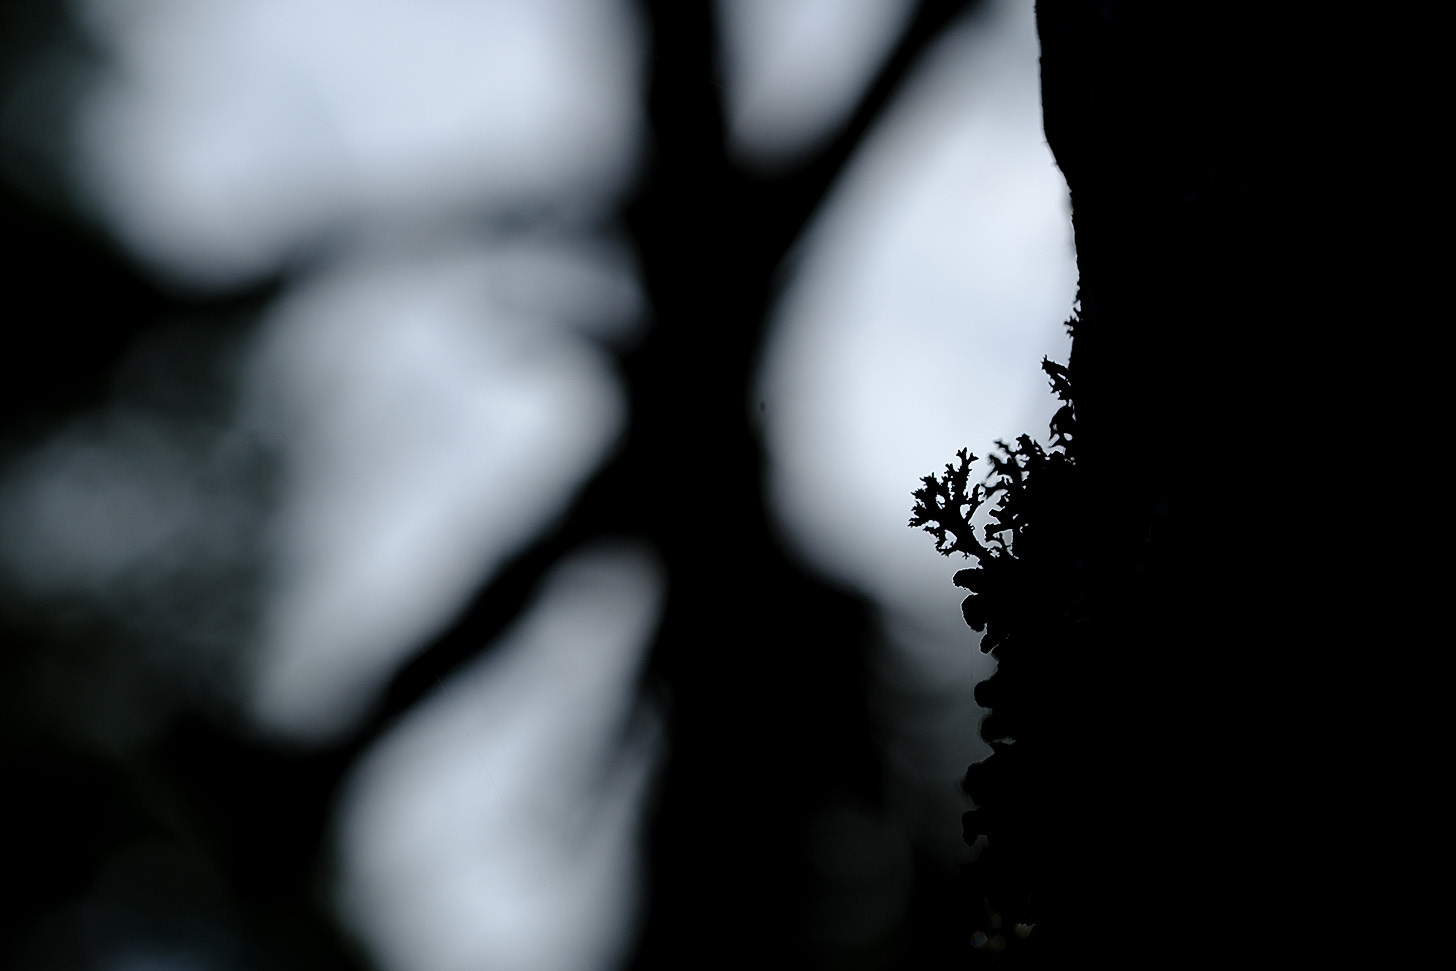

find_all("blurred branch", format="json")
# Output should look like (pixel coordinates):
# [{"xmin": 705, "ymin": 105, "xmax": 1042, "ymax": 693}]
[
  {"xmin": 752, "ymin": 0, "xmax": 981, "ymax": 273},
  {"xmin": 4, "ymin": 4, "xmax": 996, "ymax": 968},
  {"xmin": 352, "ymin": 3, "xmax": 725, "ymax": 753},
  {"xmin": 334, "ymin": 8, "xmax": 990, "ymax": 965},
  {"xmin": 352, "ymin": 0, "xmax": 983, "ymax": 758},
  {"xmin": 349, "ymin": 451, "xmax": 640, "ymax": 752}
]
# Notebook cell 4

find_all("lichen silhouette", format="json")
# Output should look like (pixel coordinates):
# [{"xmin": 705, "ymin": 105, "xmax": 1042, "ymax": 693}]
[{"xmin": 909, "ymin": 304, "xmax": 1101, "ymax": 958}]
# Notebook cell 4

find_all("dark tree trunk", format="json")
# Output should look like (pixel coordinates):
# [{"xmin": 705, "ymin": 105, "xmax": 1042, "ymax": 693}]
[{"xmin": 953, "ymin": 3, "xmax": 1409, "ymax": 961}]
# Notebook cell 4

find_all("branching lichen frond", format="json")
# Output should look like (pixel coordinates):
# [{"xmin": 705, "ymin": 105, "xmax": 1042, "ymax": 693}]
[
  {"xmin": 909, "ymin": 448, "xmax": 993, "ymax": 562},
  {"xmin": 1043, "ymin": 354, "xmax": 1076, "ymax": 449}
]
